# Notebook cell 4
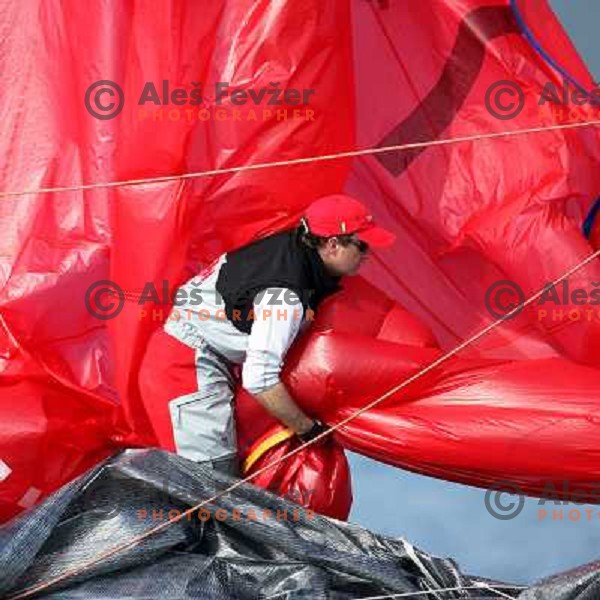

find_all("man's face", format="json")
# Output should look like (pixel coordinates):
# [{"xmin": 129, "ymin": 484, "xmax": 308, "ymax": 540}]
[{"xmin": 319, "ymin": 235, "xmax": 369, "ymax": 276}]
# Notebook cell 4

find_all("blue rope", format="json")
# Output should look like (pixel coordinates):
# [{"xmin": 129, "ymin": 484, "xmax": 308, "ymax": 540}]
[
  {"xmin": 509, "ymin": 0, "xmax": 590, "ymax": 94},
  {"xmin": 510, "ymin": 0, "xmax": 600, "ymax": 240},
  {"xmin": 583, "ymin": 196, "xmax": 600, "ymax": 238}
]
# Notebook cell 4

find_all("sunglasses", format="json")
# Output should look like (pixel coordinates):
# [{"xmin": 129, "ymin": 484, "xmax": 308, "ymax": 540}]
[{"xmin": 348, "ymin": 237, "xmax": 369, "ymax": 254}]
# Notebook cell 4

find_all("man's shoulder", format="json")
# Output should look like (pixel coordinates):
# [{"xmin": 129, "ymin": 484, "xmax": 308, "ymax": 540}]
[
  {"xmin": 182, "ymin": 254, "xmax": 226, "ymax": 289},
  {"xmin": 228, "ymin": 228, "xmax": 298, "ymax": 257}
]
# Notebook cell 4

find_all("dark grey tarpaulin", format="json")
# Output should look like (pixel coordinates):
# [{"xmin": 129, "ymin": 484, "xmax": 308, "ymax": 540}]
[{"xmin": 0, "ymin": 449, "xmax": 594, "ymax": 600}]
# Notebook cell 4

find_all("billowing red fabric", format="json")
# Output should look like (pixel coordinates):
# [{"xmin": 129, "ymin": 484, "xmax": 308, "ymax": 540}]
[
  {"xmin": 2, "ymin": 0, "xmax": 600, "ymax": 521},
  {"xmin": 243, "ymin": 435, "xmax": 353, "ymax": 521},
  {"xmin": 240, "ymin": 278, "xmax": 600, "ymax": 502},
  {"xmin": 348, "ymin": 0, "xmax": 600, "ymax": 364},
  {"xmin": 138, "ymin": 328, "xmax": 195, "ymax": 453},
  {"xmin": 287, "ymin": 286, "xmax": 600, "ymax": 497}
]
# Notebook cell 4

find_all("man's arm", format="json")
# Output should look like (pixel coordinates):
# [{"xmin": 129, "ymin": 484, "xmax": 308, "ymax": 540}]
[
  {"xmin": 242, "ymin": 287, "xmax": 316, "ymax": 436},
  {"xmin": 254, "ymin": 381, "xmax": 314, "ymax": 435}
]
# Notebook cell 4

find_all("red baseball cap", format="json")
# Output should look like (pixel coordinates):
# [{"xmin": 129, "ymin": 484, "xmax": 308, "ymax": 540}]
[{"xmin": 303, "ymin": 194, "xmax": 396, "ymax": 248}]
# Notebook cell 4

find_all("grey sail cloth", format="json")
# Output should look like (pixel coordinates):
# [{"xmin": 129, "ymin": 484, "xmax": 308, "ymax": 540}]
[{"xmin": 0, "ymin": 449, "xmax": 594, "ymax": 599}]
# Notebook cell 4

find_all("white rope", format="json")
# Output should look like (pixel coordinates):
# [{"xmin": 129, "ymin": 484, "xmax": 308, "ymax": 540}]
[
  {"xmin": 9, "ymin": 247, "xmax": 600, "ymax": 600},
  {"xmin": 1, "ymin": 119, "xmax": 599, "ymax": 198},
  {"xmin": 349, "ymin": 582, "xmax": 527, "ymax": 600},
  {"xmin": 401, "ymin": 540, "xmax": 444, "ymax": 600},
  {"xmin": 473, "ymin": 581, "xmax": 522, "ymax": 599}
]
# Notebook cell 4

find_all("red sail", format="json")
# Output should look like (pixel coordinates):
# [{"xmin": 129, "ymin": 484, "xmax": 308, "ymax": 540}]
[{"xmin": 2, "ymin": 0, "xmax": 600, "ymax": 521}]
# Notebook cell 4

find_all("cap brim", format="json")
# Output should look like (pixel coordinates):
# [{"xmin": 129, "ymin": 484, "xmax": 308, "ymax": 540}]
[{"xmin": 357, "ymin": 225, "xmax": 396, "ymax": 248}]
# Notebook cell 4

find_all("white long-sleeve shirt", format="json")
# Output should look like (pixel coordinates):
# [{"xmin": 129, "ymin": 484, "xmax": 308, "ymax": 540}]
[{"xmin": 164, "ymin": 254, "xmax": 307, "ymax": 394}]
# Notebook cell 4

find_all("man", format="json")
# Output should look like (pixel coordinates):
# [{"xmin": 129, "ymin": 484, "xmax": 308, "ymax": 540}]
[{"xmin": 157, "ymin": 194, "xmax": 395, "ymax": 474}]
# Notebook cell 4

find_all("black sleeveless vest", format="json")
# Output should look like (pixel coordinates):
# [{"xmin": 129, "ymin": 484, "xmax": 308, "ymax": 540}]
[{"xmin": 216, "ymin": 229, "xmax": 341, "ymax": 333}]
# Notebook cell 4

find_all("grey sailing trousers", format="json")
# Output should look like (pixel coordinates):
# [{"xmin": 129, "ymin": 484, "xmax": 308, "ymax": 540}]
[{"xmin": 168, "ymin": 337, "xmax": 238, "ymax": 474}]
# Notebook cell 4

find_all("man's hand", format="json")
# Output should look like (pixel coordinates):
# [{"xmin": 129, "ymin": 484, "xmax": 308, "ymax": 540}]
[
  {"xmin": 296, "ymin": 420, "xmax": 329, "ymax": 444},
  {"xmin": 253, "ymin": 381, "xmax": 316, "ymax": 436}
]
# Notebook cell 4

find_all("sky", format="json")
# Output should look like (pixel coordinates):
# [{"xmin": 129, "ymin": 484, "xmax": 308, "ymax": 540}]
[
  {"xmin": 550, "ymin": 0, "xmax": 600, "ymax": 81},
  {"xmin": 349, "ymin": 1, "xmax": 600, "ymax": 587}
]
